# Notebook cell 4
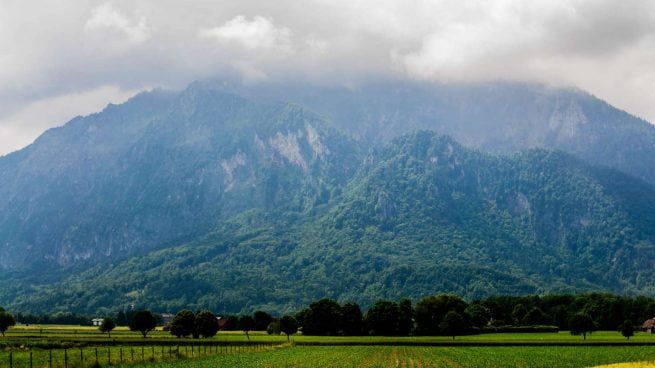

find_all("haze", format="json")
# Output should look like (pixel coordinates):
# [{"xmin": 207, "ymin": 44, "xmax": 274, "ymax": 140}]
[{"xmin": 1, "ymin": 0, "xmax": 654, "ymax": 155}]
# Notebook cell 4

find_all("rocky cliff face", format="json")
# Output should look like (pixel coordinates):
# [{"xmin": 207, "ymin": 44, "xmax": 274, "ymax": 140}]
[
  {"xmin": 231, "ymin": 81, "xmax": 655, "ymax": 185},
  {"xmin": 0, "ymin": 82, "xmax": 359, "ymax": 270}
]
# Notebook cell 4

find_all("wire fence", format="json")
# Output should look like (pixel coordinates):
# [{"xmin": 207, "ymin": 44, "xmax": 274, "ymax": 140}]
[{"xmin": 3, "ymin": 343, "xmax": 276, "ymax": 368}]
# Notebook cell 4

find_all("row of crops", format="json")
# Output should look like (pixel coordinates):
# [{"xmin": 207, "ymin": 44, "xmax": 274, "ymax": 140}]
[
  {"xmin": 71, "ymin": 346, "xmax": 655, "ymax": 368},
  {"xmin": 3, "ymin": 345, "xmax": 655, "ymax": 368}
]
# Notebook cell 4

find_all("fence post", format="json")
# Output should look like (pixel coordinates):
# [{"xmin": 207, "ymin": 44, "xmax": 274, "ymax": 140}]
[
  {"xmin": 30, "ymin": 351, "xmax": 33, "ymax": 368},
  {"xmin": 9, "ymin": 351, "xmax": 12, "ymax": 368},
  {"xmin": 49, "ymin": 350, "xmax": 52, "ymax": 368},
  {"xmin": 80, "ymin": 348, "xmax": 83, "ymax": 363},
  {"xmin": 64, "ymin": 349, "xmax": 68, "ymax": 368},
  {"xmin": 120, "ymin": 347, "xmax": 123, "ymax": 363},
  {"xmin": 95, "ymin": 348, "xmax": 98, "ymax": 363},
  {"xmin": 108, "ymin": 347, "xmax": 111, "ymax": 365}
]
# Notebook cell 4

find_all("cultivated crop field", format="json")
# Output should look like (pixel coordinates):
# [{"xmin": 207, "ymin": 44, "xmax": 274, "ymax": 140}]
[
  {"xmin": 3, "ymin": 326, "xmax": 655, "ymax": 367},
  {"xmin": 108, "ymin": 346, "xmax": 655, "ymax": 368}
]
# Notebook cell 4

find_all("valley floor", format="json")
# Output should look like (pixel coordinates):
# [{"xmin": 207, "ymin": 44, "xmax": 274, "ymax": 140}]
[{"xmin": 3, "ymin": 327, "xmax": 655, "ymax": 367}]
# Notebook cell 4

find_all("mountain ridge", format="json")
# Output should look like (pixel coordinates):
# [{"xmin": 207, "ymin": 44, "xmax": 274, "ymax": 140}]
[{"xmin": 2, "ymin": 80, "xmax": 655, "ymax": 314}]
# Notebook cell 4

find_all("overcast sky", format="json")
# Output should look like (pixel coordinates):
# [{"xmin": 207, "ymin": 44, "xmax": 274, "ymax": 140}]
[{"xmin": 1, "ymin": 0, "xmax": 655, "ymax": 156}]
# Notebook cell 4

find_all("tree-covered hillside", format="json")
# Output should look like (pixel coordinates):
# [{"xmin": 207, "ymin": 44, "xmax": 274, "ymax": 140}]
[
  {"xmin": 5, "ymin": 131, "xmax": 655, "ymax": 315},
  {"xmin": 0, "ymin": 83, "xmax": 359, "ymax": 271}
]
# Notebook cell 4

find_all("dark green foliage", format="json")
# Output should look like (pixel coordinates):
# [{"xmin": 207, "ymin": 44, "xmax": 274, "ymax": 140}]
[
  {"xmin": 266, "ymin": 320, "xmax": 281, "ymax": 335},
  {"xmin": 439, "ymin": 311, "xmax": 467, "ymax": 340},
  {"xmin": 221, "ymin": 315, "xmax": 239, "ymax": 331},
  {"xmin": 415, "ymin": 294, "xmax": 468, "ymax": 335},
  {"xmin": 298, "ymin": 298, "xmax": 343, "ymax": 336},
  {"xmin": 4, "ymin": 101, "xmax": 655, "ymax": 316},
  {"xmin": 341, "ymin": 303, "xmax": 364, "ymax": 336},
  {"xmin": 194, "ymin": 310, "xmax": 219, "ymax": 338},
  {"xmin": 521, "ymin": 307, "xmax": 549, "ymax": 326},
  {"xmin": 621, "ymin": 319, "xmax": 634, "ymax": 340},
  {"xmin": 128, "ymin": 310, "xmax": 157, "ymax": 338},
  {"xmin": 512, "ymin": 304, "xmax": 528, "ymax": 325},
  {"xmin": 365, "ymin": 300, "xmax": 401, "ymax": 336},
  {"xmin": 238, "ymin": 315, "xmax": 255, "ymax": 340},
  {"xmin": 116, "ymin": 311, "xmax": 128, "ymax": 326},
  {"xmin": 99, "ymin": 317, "xmax": 115, "ymax": 337},
  {"xmin": 279, "ymin": 315, "xmax": 299, "ymax": 341},
  {"xmin": 569, "ymin": 313, "xmax": 596, "ymax": 340},
  {"xmin": 465, "ymin": 304, "xmax": 490, "ymax": 329},
  {"xmin": 14, "ymin": 311, "xmax": 91, "ymax": 326},
  {"xmin": 170, "ymin": 310, "xmax": 195, "ymax": 338},
  {"xmin": 0, "ymin": 309, "xmax": 15, "ymax": 337},
  {"xmin": 253, "ymin": 310, "xmax": 273, "ymax": 331},
  {"xmin": 397, "ymin": 299, "xmax": 414, "ymax": 336}
]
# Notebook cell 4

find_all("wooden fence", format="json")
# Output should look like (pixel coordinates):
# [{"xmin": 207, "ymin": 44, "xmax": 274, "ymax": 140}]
[{"xmin": 3, "ymin": 343, "xmax": 275, "ymax": 368}]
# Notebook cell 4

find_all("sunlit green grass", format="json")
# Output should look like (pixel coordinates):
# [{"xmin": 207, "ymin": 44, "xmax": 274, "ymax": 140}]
[
  {"xmin": 5, "ymin": 325, "xmax": 655, "ymax": 344},
  {"xmin": 4, "ymin": 325, "xmax": 655, "ymax": 367},
  {"xmin": 117, "ymin": 345, "xmax": 655, "ymax": 368}
]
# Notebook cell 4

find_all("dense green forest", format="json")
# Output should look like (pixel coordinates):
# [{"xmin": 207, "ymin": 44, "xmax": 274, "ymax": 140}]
[{"xmin": 4, "ymin": 131, "xmax": 655, "ymax": 315}]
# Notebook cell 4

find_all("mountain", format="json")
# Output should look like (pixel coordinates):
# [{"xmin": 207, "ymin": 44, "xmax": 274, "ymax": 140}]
[
  {"xmin": 2, "ymin": 80, "xmax": 655, "ymax": 314},
  {"xmin": 5, "ymin": 131, "xmax": 655, "ymax": 315},
  {"xmin": 223, "ymin": 80, "xmax": 655, "ymax": 185},
  {"xmin": 0, "ymin": 83, "xmax": 360, "ymax": 271}
]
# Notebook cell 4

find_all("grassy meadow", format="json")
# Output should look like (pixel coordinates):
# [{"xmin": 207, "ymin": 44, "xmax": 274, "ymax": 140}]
[{"xmin": 3, "ymin": 325, "xmax": 655, "ymax": 367}]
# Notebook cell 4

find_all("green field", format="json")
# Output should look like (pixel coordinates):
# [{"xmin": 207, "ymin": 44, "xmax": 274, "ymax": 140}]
[
  {"xmin": 3, "ymin": 326, "xmax": 655, "ymax": 367},
  {"xmin": 118, "ymin": 345, "xmax": 655, "ymax": 368}
]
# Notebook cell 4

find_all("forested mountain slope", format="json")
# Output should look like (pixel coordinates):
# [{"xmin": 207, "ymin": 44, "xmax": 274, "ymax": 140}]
[
  {"xmin": 5, "ymin": 131, "xmax": 655, "ymax": 315},
  {"xmin": 0, "ymin": 83, "xmax": 359, "ymax": 271}
]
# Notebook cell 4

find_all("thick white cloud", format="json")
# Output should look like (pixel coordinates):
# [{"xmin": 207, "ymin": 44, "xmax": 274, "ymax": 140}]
[
  {"xmin": 1, "ymin": 0, "xmax": 655, "ymax": 155},
  {"xmin": 85, "ymin": 3, "xmax": 150, "ymax": 44},
  {"xmin": 201, "ymin": 15, "xmax": 292, "ymax": 53}
]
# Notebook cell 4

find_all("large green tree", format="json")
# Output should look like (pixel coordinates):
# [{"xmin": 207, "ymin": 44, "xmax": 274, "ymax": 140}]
[
  {"xmin": 415, "ymin": 294, "xmax": 468, "ymax": 335},
  {"xmin": 621, "ymin": 320, "xmax": 634, "ymax": 340},
  {"xmin": 569, "ymin": 312, "xmax": 596, "ymax": 340},
  {"xmin": 253, "ymin": 311, "xmax": 273, "ymax": 331},
  {"xmin": 365, "ymin": 300, "xmax": 400, "ymax": 336},
  {"xmin": 439, "ymin": 311, "xmax": 467, "ymax": 341},
  {"xmin": 170, "ymin": 310, "xmax": 195, "ymax": 338},
  {"xmin": 0, "ymin": 309, "xmax": 16, "ymax": 337},
  {"xmin": 99, "ymin": 317, "xmax": 116, "ymax": 338},
  {"xmin": 298, "ymin": 298, "xmax": 342, "ymax": 336},
  {"xmin": 279, "ymin": 315, "xmax": 299, "ymax": 342},
  {"xmin": 129, "ymin": 310, "xmax": 157, "ymax": 338},
  {"xmin": 341, "ymin": 303, "xmax": 363, "ymax": 336},
  {"xmin": 238, "ymin": 315, "xmax": 255, "ymax": 341},
  {"xmin": 465, "ymin": 304, "xmax": 490, "ymax": 329},
  {"xmin": 195, "ymin": 311, "xmax": 219, "ymax": 338}
]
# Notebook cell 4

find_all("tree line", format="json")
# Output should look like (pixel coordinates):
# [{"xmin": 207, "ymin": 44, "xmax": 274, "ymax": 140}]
[
  {"xmin": 2, "ymin": 292, "xmax": 654, "ymax": 340},
  {"xmin": 291, "ymin": 293, "xmax": 649, "ymax": 339}
]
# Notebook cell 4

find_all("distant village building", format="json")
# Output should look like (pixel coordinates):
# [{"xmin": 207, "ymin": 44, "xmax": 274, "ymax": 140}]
[
  {"xmin": 92, "ymin": 318, "xmax": 104, "ymax": 326},
  {"xmin": 217, "ymin": 317, "xmax": 227, "ymax": 330},
  {"xmin": 642, "ymin": 318, "xmax": 655, "ymax": 333}
]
